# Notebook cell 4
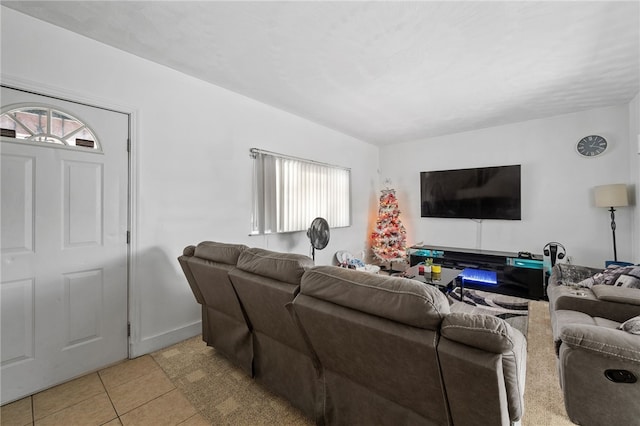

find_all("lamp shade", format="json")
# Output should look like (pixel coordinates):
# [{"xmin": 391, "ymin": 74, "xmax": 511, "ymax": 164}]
[{"xmin": 594, "ymin": 184, "xmax": 629, "ymax": 207}]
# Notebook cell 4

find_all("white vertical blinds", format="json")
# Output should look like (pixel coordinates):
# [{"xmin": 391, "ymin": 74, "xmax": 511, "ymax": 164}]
[{"xmin": 251, "ymin": 149, "xmax": 351, "ymax": 234}]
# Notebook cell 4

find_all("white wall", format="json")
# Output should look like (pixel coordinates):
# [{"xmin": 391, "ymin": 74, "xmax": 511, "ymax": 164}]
[
  {"xmin": 380, "ymin": 104, "xmax": 635, "ymax": 268},
  {"xmin": 629, "ymin": 94, "xmax": 640, "ymax": 263},
  {"xmin": 1, "ymin": 7, "xmax": 379, "ymax": 356}
]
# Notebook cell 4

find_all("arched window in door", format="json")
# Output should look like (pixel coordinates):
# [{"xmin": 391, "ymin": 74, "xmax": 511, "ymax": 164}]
[{"xmin": 0, "ymin": 104, "xmax": 101, "ymax": 150}]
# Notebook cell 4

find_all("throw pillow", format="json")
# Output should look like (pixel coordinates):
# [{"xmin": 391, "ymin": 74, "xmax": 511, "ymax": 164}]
[
  {"xmin": 614, "ymin": 266, "xmax": 640, "ymax": 289},
  {"xmin": 577, "ymin": 264, "xmax": 636, "ymax": 288},
  {"xmin": 575, "ymin": 276, "xmax": 596, "ymax": 288},
  {"xmin": 618, "ymin": 316, "xmax": 640, "ymax": 335}
]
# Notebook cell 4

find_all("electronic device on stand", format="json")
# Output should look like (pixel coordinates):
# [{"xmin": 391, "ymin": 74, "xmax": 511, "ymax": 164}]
[{"xmin": 543, "ymin": 242, "xmax": 566, "ymax": 287}]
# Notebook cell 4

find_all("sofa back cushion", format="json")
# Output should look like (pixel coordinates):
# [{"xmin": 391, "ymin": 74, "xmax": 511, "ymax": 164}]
[
  {"xmin": 194, "ymin": 241, "xmax": 248, "ymax": 265},
  {"xmin": 180, "ymin": 242, "xmax": 249, "ymax": 321},
  {"xmin": 300, "ymin": 265, "xmax": 449, "ymax": 330},
  {"xmin": 236, "ymin": 248, "xmax": 314, "ymax": 284},
  {"xmin": 186, "ymin": 259, "xmax": 240, "ymax": 315},
  {"xmin": 229, "ymin": 248, "xmax": 313, "ymax": 354}
]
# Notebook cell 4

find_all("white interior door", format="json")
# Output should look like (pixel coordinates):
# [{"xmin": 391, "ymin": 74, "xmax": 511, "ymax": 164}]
[{"xmin": 1, "ymin": 87, "xmax": 129, "ymax": 404}]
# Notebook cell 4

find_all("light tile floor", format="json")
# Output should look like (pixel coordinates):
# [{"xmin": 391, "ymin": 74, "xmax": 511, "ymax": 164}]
[{"xmin": 0, "ymin": 355, "xmax": 210, "ymax": 426}]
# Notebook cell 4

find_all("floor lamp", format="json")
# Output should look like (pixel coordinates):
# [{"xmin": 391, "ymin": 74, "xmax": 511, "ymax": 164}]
[{"xmin": 594, "ymin": 184, "xmax": 629, "ymax": 262}]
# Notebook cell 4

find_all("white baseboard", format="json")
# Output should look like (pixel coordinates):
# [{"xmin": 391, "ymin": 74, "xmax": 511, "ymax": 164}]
[{"xmin": 129, "ymin": 321, "xmax": 201, "ymax": 358}]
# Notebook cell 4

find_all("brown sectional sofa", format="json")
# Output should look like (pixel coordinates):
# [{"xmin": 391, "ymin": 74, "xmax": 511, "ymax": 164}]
[
  {"xmin": 547, "ymin": 264, "xmax": 640, "ymax": 426},
  {"xmin": 179, "ymin": 242, "xmax": 527, "ymax": 425}
]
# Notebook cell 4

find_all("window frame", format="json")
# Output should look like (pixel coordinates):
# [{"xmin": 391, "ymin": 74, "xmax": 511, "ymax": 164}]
[
  {"xmin": 250, "ymin": 148, "xmax": 352, "ymax": 235},
  {"xmin": 0, "ymin": 103, "xmax": 102, "ymax": 152}
]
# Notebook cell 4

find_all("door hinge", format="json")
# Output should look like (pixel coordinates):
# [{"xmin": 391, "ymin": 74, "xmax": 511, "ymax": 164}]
[
  {"xmin": 126, "ymin": 231, "xmax": 130, "ymax": 244},
  {"xmin": 127, "ymin": 322, "xmax": 131, "ymax": 337},
  {"xmin": 127, "ymin": 138, "xmax": 131, "ymax": 152}
]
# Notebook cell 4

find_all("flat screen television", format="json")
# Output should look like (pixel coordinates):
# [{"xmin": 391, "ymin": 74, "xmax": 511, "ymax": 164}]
[{"xmin": 420, "ymin": 165, "xmax": 521, "ymax": 220}]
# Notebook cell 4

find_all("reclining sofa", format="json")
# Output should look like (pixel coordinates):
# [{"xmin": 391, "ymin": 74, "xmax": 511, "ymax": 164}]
[
  {"xmin": 179, "ymin": 241, "xmax": 527, "ymax": 425},
  {"xmin": 547, "ymin": 264, "xmax": 640, "ymax": 426},
  {"xmin": 292, "ymin": 265, "xmax": 526, "ymax": 426}
]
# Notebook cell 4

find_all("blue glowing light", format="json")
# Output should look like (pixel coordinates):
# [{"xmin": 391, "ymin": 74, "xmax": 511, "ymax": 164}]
[{"xmin": 460, "ymin": 268, "xmax": 498, "ymax": 286}]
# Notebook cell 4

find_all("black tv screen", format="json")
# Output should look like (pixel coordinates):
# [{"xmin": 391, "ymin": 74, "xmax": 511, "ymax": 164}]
[{"xmin": 420, "ymin": 165, "xmax": 521, "ymax": 220}]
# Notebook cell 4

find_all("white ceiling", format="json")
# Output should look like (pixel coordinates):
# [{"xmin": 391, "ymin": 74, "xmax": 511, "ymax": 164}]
[{"xmin": 3, "ymin": 1, "xmax": 639, "ymax": 145}]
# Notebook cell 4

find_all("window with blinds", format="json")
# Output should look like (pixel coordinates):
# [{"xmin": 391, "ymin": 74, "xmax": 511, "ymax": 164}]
[{"xmin": 251, "ymin": 149, "xmax": 351, "ymax": 234}]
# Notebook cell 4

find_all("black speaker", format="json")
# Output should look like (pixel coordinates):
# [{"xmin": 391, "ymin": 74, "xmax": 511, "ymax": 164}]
[{"xmin": 543, "ymin": 242, "xmax": 566, "ymax": 267}]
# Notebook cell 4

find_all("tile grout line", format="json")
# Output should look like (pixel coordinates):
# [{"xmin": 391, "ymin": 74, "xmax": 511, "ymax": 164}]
[
  {"xmin": 31, "ymin": 373, "xmax": 104, "ymax": 423},
  {"xmin": 150, "ymin": 351, "xmax": 209, "ymax": 425},
  {"xmin": 109, "ymin": 357, "xmax": 180, "ymax": 422},
  {"xmin": 117, "ymin": 387, "xmax": 179, "ymax": 423},
  {"xmin": 97, "ymin": 369, "xmax": 120, "ymax": 426}
]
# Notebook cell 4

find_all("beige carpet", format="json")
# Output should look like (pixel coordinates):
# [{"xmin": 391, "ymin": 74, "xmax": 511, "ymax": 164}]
[
  {"xmin": 152, "ymin": 300, "xmax": 573, "ymax": 425},
  {"xmin": 151, "ymin": 338, "xmax": 311, "ymax": 425},
  {"xmin": 523, "ymin": 301, "xmax": 573, "ymax": 426}
]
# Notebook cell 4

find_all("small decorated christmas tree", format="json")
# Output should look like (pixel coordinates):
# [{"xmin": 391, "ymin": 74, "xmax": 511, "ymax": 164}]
[{"xmin": 371, "ymin": 186, "xmax": 407, "ymax": 265}]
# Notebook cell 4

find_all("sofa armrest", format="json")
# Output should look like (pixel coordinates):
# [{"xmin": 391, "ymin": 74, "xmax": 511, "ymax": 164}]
[
  {"xmin": 441, "ymin": 313, "xmax": 520, "ymax": 353},
  {"xmin": 178, "ymin": 245, "xmax": 204, "ymax": 304},
  {"xmin": 441, "ymin": 313, "xmax": 527, "ymax": 423},
  {"xmin": 183, "ymin": 245, "xmax": 196, "ymax": 257},
  {"xmin": 559, "ymin": 324, "xmax": 640, "ymax": 363},
  {"xmin": 592, "ymin": 285, "xmax": 640, "ymax": 307}
]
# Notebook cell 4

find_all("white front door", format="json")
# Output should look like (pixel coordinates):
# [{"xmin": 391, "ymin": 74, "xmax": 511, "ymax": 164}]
[{"xmin": 1, "ymin": 87, "xmax": 129, "ymax": 404}]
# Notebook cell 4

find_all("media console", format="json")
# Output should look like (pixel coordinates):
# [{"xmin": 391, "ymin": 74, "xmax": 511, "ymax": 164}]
[{"xmin": 409, "ymin": 245, "xmax": 545, "ymax": 300}]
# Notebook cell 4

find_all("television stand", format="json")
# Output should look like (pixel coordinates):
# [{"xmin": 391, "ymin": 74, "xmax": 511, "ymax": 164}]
[{"xmin": 409, "ymin": 245, "xmax": 545, "ymax": 300}]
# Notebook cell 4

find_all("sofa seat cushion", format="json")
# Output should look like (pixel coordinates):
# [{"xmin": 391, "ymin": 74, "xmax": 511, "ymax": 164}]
[
  {"xmin": 553, "ymin": 310, "xmax": 619, "ymax": 339},
  {"xmin": 194, "ymin": 241, "xmax": 248, "ymax": 265},
  {"xmin": 300, "ymin": 265, "xmax": 449, "ymax": 330},
  {"xmin": 554, "ymin": 310, "xmax": 620, "ymax": 332},
  {"xmin": 236, "ymin": 248, "xmax": 314, "ymax": 285}
]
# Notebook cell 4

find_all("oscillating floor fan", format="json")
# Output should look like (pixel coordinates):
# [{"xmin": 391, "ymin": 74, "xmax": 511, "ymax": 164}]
[{"xmin": 307, "ymin": 217, "xmax": 330, "ymax": 261}]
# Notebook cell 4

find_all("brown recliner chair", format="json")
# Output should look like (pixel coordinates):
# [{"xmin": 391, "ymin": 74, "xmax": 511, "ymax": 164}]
[
  {"xmin": 178, "ymin": 241, "xmax": 253, "ymax": 375},
  {"xmin": 228, "ymin": 247, "xmax": 317, "ymax": 419}
]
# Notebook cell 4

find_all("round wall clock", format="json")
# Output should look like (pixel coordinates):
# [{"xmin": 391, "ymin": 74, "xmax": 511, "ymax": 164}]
[{"xmin": 576, "ymin": 135, "xmax": 607, "ymax": 157}]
